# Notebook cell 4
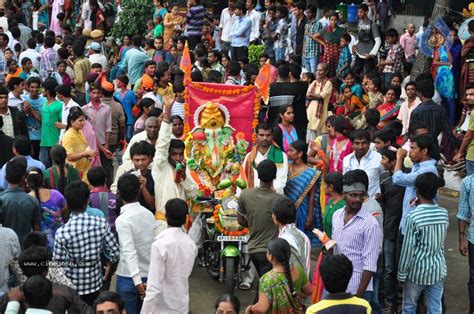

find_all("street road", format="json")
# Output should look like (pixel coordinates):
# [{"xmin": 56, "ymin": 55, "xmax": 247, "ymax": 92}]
[{"xmin": 189, "ymin": 194, "xmax": 470, "ymax": 313}]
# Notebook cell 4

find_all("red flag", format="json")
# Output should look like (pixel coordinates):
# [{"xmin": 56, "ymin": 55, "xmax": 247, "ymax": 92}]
[
  {"xmin": 255, "ymin": 61, "xmax": 271, "ymax": 105},
  {"xmin": 180, "ymin": 41, "xmax": 192, "ymax": 83}
]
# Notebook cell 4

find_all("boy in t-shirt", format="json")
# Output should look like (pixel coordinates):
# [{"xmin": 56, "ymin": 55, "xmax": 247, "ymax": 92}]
[
  {"xmin": 153, "ymin": 15, "xmax": 164, "ymax": 38},
  {"xmin": 87, "ymin": 166, "xmax": 118, "ymax": 235}
]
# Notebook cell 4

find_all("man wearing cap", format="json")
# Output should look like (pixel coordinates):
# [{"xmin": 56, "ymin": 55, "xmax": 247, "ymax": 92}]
[
  {"xmin": 88, "ymin": 42, "xmax": 107, "ymax": 71},
  {"xmin": 91, "ymin": 29, "xmax": 106, "ymax": 55},
  {"xmin": 331, "ymin": 169, "xmax": 382, "ymax": 309},
  {"xmin": 101, "ymin": 80, "xmax": 126, "ymax": 185}
]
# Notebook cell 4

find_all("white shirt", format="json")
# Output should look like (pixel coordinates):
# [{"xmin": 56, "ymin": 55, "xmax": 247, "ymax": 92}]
[
  {"xmin": 122, "ymin": 130, "xmax": 150, "ymax": 164},
  {"xmin": 0, "ymin": 107, "xmax": 14, "ymax": 137},
  {"xmin": 115, "ymin": 202, "xmax": 157, "ymax": 285},
  {"xmin": 246, "ymin": 9, "xmax": 261, "ymax": 42},
  {"xmin": 141, "ymin": 227, "xmax": 197, "ymax": 314},
  {"xmin": 242, "ymin": 147, "xmax": 288, "ymax": 195},
  {"xmin": 7, "ymin": 92, "xmax": 23, "ymax": 109},
  {"xmin": 342, "ymin": 150, "xmax": 382, "ymax": 197},
  {"xmin": 19, "ymin": 48, "xmax": 41, "ymax": 69},
  {"xmin": 143, "ymin": 91, "xmax": 162, "ymax": 109},
  {"xmin": 0, "ymin": 16, "xmax": 8, "ymax": 33},
  {"xmin": 88, "ymin": 53, "xmax": 108, "ymax": 71},
  {"xmin": 397, "ymin": 97, "xmax": 421, "ymax": 135},
  {"xmin": 60, "ymin": 99, "xmax": 80, "ymax": 139},
  {"xmin": 152, "ymin": 122, "xmax": 198, "ymax": 233},
  {"xmin": 219, "ymin": 8, "xmax": 234, "ymax": 43}
]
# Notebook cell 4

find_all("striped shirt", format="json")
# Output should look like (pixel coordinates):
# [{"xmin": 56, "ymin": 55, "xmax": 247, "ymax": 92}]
[
  {"xmin": 398, "ymin": 203, "xmax": 448, "ymax": 285},
  {"xmin": 185, "ymin": 5, "xmax": 206, "ymax": 37},
  {"xmin": 457, "ymin": 175, "xmax": 474, "ymax": 243},
  {"xmin": 332, "ymin": 207, "xmax": 382, "ymax": 294}
]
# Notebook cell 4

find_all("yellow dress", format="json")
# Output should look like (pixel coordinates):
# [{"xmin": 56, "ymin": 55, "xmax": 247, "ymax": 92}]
[{"xmin": 62, "ymin": 128, "xmax": 91, "ymax": 182}]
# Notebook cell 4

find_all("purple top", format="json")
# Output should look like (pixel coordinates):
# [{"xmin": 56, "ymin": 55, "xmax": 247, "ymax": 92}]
[{"xmin": 40, "ymin": 189, "xmax": 66, "ymax": 249}]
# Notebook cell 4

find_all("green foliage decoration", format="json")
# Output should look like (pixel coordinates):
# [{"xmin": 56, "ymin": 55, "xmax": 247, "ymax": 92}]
[
  {"xmin": 111, "ymin": 0, "xmax": 154, "ymax": 38},
  {"xmin": 248, "ymin": 44, "xmax": 265, "ymax": 68}
]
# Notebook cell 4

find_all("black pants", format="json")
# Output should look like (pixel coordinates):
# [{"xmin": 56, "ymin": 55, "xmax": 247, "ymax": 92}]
[
  {"xmin": 100, "ymin": 148, "xmax": 114, "ymax": 188},
  {"xmin": 250, "ymin": 252, "xmax": 272, "ymax": 303},
  {"xmin": 31, "ymin": 140, "xmax": 40, "ymax": 160},
  {"xmin": 230, "ymin": 46, "xmax": 248, "ymax": 62},
  {"xmin": 188, "ymin": 35, "xmax": 201, "ymax": 50},
  {"xmin": 353, "ymin": 55, "xmax": 377, "ymax": 76}
]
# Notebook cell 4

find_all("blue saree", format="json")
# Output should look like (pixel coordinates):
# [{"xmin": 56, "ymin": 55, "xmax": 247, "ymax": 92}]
[{"xmin": 284, "ymin": 167, "xmax": 322, "ymax": 247}]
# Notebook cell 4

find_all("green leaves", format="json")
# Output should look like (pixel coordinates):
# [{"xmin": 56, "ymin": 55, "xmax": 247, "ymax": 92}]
[
  {"xmin": 248, "ymin": 44, "xmax": 264, "ymax": 68},
  {"xmin": 111, "ymin": 0, "xmax": 154, "ymax": 38}
]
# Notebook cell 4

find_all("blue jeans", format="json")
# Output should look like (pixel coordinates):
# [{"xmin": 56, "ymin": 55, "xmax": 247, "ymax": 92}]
[
  {"xmin": 383, "ymin": 72, "xmax": 394, "ymax": 92},
  {"xmin": 364, "ymin": 289, "xmax": 382, "ymax": 314},
  {"xmin": 466, "ymin": 160, "xmax": 474, "ymax": 176},
  {"xmin": 303, "ymin": 56, "xmax": 317, "ymax": 74},
  {"xmin": 39, "ymin": 147, "xmax": 52, "ymax": 168},
  {"xmin": 116, "ymin": 275, "xmax": 147, "ymax": 314},
  {"xmin": 275, "ymin": 47, "xmax": 285, "ymax": 62},
  {"xmin": 126, "ymin": 125, "xmax": 134, "ymax": 143},
  {"xmin": 384, "ymin": 238, "xmax": 398, "ymax": 305},
  {"xmin": 402, "ymin": 278, "xmax": 444, "ymax": 314}
]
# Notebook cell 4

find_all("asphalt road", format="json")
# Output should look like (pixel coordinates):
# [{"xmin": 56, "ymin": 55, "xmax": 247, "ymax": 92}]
[{"xmin": 189, "ymin": 194, "xmax": 470, "ymax": 313}]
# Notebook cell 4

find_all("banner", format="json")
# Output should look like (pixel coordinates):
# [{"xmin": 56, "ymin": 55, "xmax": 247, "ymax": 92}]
[{"xmin": 184, "ymin": 82, "xmax": 260, "ymax": 144}]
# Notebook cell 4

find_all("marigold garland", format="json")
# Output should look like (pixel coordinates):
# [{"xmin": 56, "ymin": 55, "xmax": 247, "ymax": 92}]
[
  {"xmin": 182, "ymin": 82, "xmax": 261, "ymax": 144},
  {"xmin": 213, "ymin": 205, "xmax": 249, "ymax": 237}
]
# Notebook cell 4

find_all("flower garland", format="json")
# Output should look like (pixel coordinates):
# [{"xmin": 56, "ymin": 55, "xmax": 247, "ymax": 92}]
[
  {"xmin": 182, "ymin": 82, "xmax": 261, "ymax": 143},
  {"xmin": 213, "ymin": 205, "xmax": 249, "ymax": 236}
]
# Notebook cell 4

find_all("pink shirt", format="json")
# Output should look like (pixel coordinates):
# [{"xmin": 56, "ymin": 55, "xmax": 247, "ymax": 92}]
[{"xmin": 399, "ymin": 32, "xmax": 417, "ymax": 59}]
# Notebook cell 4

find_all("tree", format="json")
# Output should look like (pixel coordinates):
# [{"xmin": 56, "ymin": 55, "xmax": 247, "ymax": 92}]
[
  {"xmin": 410, "ymin": 0, "xmax": 452, "ymax": 81},
  {"xmin": 111, "ymin": 0, "xmax": 154, "ymax": 39}
]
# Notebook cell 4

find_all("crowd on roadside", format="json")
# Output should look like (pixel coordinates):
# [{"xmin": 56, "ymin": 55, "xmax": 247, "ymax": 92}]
[{"xmin": 1, "ymin": 0, "xmax": 474, "ymax": 313}]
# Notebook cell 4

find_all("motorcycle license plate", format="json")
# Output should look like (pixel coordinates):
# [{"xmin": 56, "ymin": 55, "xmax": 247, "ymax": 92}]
[{"xmin": 217, "ymin": 235, "xmax": 249, "ymax": 242}]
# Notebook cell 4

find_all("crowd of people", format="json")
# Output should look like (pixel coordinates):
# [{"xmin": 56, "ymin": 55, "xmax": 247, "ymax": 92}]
[{"xmin": 0, "ymin": 0, "xmax": 474, "ymax": 313}]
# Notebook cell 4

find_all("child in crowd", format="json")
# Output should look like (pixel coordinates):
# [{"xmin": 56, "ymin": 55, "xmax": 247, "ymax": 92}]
[
  {"xmin": 367, "ymin": 76, "xmax": 384, "ymax": 109},
  {"xmin": 154, "ymin": 15, "xmax": 164, "ymax": 38},
  {"xmin": 377, "ymin": 86, "xmax": 401, "ymax": 127},
  {"xmin": 379, "ymin": 29, "xmax": 404, "ymax": 91},
  {"xmin": 337, "ymin": 33, "xmax": 352, "ymax": 80},
  {"xmin": 87, "ymin": 167, "xmax": 119, "ymax": 235},
  {"xmin": 144, "ymin": 20, "xmax": 155, "ymax": 40},
  {"xmin": 170, "ymin": 81, "xmax": 185, "ymax": 119},
  {"xmin": 336, "ymin": 85, "xmax": 364, "ymax": 119}
]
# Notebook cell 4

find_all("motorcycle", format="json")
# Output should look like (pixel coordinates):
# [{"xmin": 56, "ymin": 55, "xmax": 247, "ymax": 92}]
[{"xmin": 196, "ymin": 194, "xmax": 250, "ymax": 294}]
